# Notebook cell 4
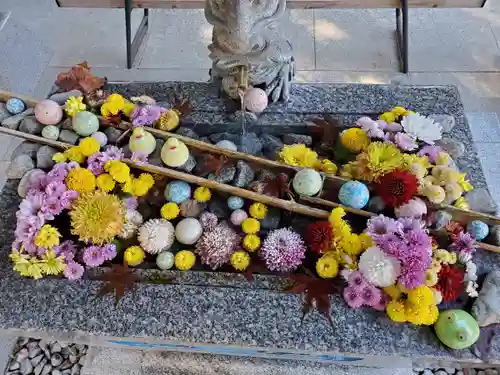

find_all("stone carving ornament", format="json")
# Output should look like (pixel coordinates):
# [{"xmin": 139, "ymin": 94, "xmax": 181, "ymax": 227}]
[
  {"xmin": 472, "ymin": 270, "xmax": 500, "ymax": 327},
  {"xmin": 205, "ymin": 0, "xmax": 295, "ymax": 102}
]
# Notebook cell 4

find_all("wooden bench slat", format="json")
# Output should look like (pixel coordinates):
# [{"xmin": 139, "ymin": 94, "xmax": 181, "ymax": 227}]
[{"xmin": 56, "ymin": 0, "xmax": 485, "ymax": 9}]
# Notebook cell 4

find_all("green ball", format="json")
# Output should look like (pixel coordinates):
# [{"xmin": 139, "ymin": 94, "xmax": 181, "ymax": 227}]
[
  {"xmin": 156, "ymin": 251, "xmax": 174, "ymax": 270},
  {"xmin": 434, "ymin": 309, "xmax": 480, "ymax": 350},
  {"xmin": 73, "ymin": 111, "xmax": 99, "ymax": 136}
]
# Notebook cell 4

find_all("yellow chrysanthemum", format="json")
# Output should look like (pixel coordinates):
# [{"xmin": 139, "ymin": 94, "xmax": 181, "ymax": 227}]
[
  {"xmin": 435, "ymin": 249, "xmax": 451, "ymax": 264},
  {"xmin": 405, "ymin": 302, "xmax": 427, "ymax": 325},
  {"xmin": 24, "ymin": 260, "xmax": 44, "ymax": 279},
  {"xmin": 386, "ymin": 300, "xmax": 407, "ymax": 323},
  {"xmin": 131, "ymin": 179, "xmax": 151, "ymax": 197},
  {"xmin": 454, "ymin": 196, "xmax": 469, "ymax": 210},
  {"xmin": 96, "ymin": 173, "xmax": 116, "ymax": 192},
  {"xmin": 422, "ymin": 304, "xmax": 439, "ymax": 325},
  {"xmin": 64, "ymin": 146, "xmax": 85, "ymax": 164},
  {"xmin": 65, "ymin": 96, "xmax": 86, "ymax": 117},
  {"xmin": 230, "ymin": 250, "xmax": 251, "ymax": 271},
  {"xmin": 100, "ymin": 94, "xmax": 125, "ymax": 118},
  {"xmin": 243, "ymin": 234, "xmax": 261, "ymax": 252},
  {"xmin": 391, "ymin": 106, "xmax": 407, "ymax": 117},
  {"xmin": 123, "ymin": 101, "xmax": 136, "ymax": 118},
  {"xmin": 316, "ymin": 254, "xmax": 338, "ymax": 278},
  {"xmin": 10, "ymin": 250, "xmax": 31, "ymax": 276},
  {"xmin": 407, "ymin": 285, "xmax": 434, "ymax": 305},
  {"xmin": 320, "ymin": 159, "xmax": 338, "ymax": 174},
  {"xmin": 105, "ymin": 160, "xmax": 130, "ymax": 183},
  {"xmin": 69, "ymin": 190, "xmax": 124, "ymax": 245},
  {"xmin": 175, "ymin": 250, "xmax": 196, "ymax": 271},
  {"xmin": 279, "ymin": 144, "xmax": 318, "ymax": 168},
  {"xmin": 458, "ymin": 174, "xmax": 473, "ymax": 192},
  {"xmin": 384, "ymin": 285, "xmax": 403, "ymax": 300},
  {"xmin": 79, "ymin": 137, "xmax": 100, "ymax": 157},
  {"xmin": 401, "ymin": 154, "xmax": 432, "ymax": 171},
  {"xmin": 34, "ymin": 225, "xmax": 61, "ymax": 250},
  {"xmin": 424, "ymin": 269, "xmax": 438, "ymax": 287},
  {"xmin": 379, "ymin": 112, "xmax": 396, "ymax": 123},
  {"xmin": 161, "ymin": 202, "xmax": 180, "ymax": 220},
  {"xmin": 157, "ymin": 110, "xmax": 180, "ymax": 131},
  {"xmin": 193, "ymin": 187, "xmax": 212, "ymax": 202},
  {"xmin": 52, "ymin": 152, "xmax": 67, "ymax": 163},
  {"xmin": 124, "ymin": 246, "xmax": 145, "ymax": 267},
  {"xmin": 138, "ymin": 173, "xmax": 155, "ymax": 188},
  {"xmin": 241, "ymin": 218, "xmax": 260, "ymax": 234},
  {"xmin": 39, "ymin": 249, "xmax": 66, "ymax": 276},
  {"xmin": 249, "ymin": 202, "xmax": 267, "ymax": 220},
  {"xmin": 341, "ymin": 128, "xmax": 370, "ymax": 153},
  {"xmin": 66, "ymin": 167, "xmax": 96, "ymax": 194},
  {"xmin": 359, "ymin": 232, "xmax": 374, "ymax": 250},
  {"xmin": 435, "ymin": 152, "xmax": 451, "ymax": 166},
  {"xmin": 360, "ymin": 142, "xmax": 403, "ymax": 181}
]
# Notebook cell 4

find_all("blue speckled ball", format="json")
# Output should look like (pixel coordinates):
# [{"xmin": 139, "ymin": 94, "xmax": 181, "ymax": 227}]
[
  {"xmin": 466, "ymin": 220, "xmax": 489, "ymax": 241},
  {"xmin": 165, "ymin": 181, "xmax": 191, "ymax": 204},
  {"xmin": 227, "ymin": 196, "xmax": 244, "ymax": 210},
  {"xmin": 6, "ymin": 98, "xmax": 25, "ymax": 115},
  {"xmin": 338, "ymin": 180, "xmax": 370, "ymax": 209}
]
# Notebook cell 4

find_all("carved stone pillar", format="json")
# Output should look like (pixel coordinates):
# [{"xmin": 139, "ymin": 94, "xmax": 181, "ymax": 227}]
[{"xmin": 205, "ymin": 0, "xmax": 295, "ymax": 103}]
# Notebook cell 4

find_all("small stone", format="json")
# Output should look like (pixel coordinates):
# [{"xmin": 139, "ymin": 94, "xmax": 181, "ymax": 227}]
[
  {"xmin": 8, "ymin": 154, "xmax": 35, "ymax": 179},
  {"xmin": 12, "ymin": 141, "xmax": 41, "ymax": 160},
  {"xmin": 435, "ymin": 371, "xmax": 447, "ymax": 375},
  {"xmin": 69, "ymin": 355, "xmax": 78, "ymax": 364},
  {"xmin": 260, "ymin": 207, "xmax": 281, "ymax": 229},
  {"xmin": 436, "ymin": 137, "xmax": 465, "ymax": 159},
  {"xmin": 50, "ymin": 342, "xmax": 61, "ymax": 353},
  {"xmin": 485, "ymin": 370, "xmax": 498, "ymax": 375},
  {"xmin": 60, "ymin": 118, "xmax": 72, "ymax": 130},
  {"xmin": 468, "ymin": 370, "xmax": 477, "ymax": 375},
  {"xmin": 429, "ymin": 114, "xmax": 455, "ymax": 133},
  {"xmin": 51, "ymin": 353, "xmax": 63, "ymax": 367},
  {"xmin": 200, "ymin": 136, "xmax": 211, "ymax": 144},
  {"xmin": 478, "ymin": 371, "xmax": 486, "ymax": 375},
  {"xmin": 422, "ymin": 370, "xmax": 433, "ymax": 375},
  {"xmin": 41, "ymin": 364, "xmax": 52, "ymax": 375},
  {"xmin": 17, "ymin": 338, "xmax": 29, "ymax": 347},
  {"xmin": 20, "ymin": 358, "xmax": 33, "ymax": 375},
  {"xmin": 78, "ymin": 357, "xmax": 85, "ymax": 366},
  {"xmin": 71, "ymin": 364, "xmax": 80, "ymax": 375},
  {"xmin": 1, "ymin": 108, "xmax": 34, "ymax": 130},
  {"xmin": 465, "ymin": 188, "xmax": 498, "ymax": 214},
  {"xmin": 176, "ymin": 128, "xmax": 199, "ymax": 140},
  {"xmin": 367, "ymin": 196, "xmax": 385, "ymax": 213},
  {"xmin": 432, "ymin": 210, "xmax": 452, "ymax": 230},
  {"xmin": 456, "ymin": 372, "xmax": 464, "ymax": 375},
  {"xmin": 233, "ymin": 161, "xmax": 255, "ymax": 188},
  {"xmin": 52, "ymin": 370, "xmax": 62, "ymax": 375},
  {"xmin": 216, "ymin": 140, "xmax": 238, "ymax": 151},
  {"xmin": 9, "ymin": 361, "xmax": 20, "ymax": 370},
  {"xmin": 149, "ymin": 139, "xmax": 165, "ymax": 160},
  {"xmin": 240, "ymin": 132, "xmax": 263, "ymax": 155},
  {"xmin": 31, "ymin": 354, "xmax": 44, "ymax": 367},
  {"xmin": 413, "ymin": 368, "xmax": 424, "ymax": 373},
  {"xmin": 443, "ymin": 368, "xmax": 456, "ymax": 374},
  {"xmin": 62, "ymin": 371, "xmax": 71, "ymax": 375},
  {"xmin": 59, "ymin": 360, "xmax": 72, "ymax": 370},
  {"xmin": 261, "ymin": 134, "xmax": 284, "ymax": 151},
  {"xmin": 19, "ymin": 116, "xmax": 44, "ymax": 135},
  {"xmin": 61, "ymin": 346, "xmax": 77, "ymax": 358},
  {"xmin": 209, "ymin": 197, "xmax": 230, "ymax": 219},
  {"xmin": 209, "ymin": 132, "xmax": 240, "ymax": 144},
  {"xmin": 179, "ymin": 154, "xmax": 196, "ymax": 173},
  {"xmin": 49, "ymin": 90, "xmax": 83, "ymax": 105},
  {"xmin": 58, "ymin": 130, "xmax": 79, "ymax": 145},
  {"xmin": 74, "ymin": 345, "xmax": 86, "ymax": 354},
  {"xmin": 34, "ymin": 359, "xmax": 47, "ymax": 375},
  {"xmin": 283, "ymin": 133, "xmax": 312, "ymax": 146},
  {"xmin": 104, "ymin": 127, "xmax": 123, "ymax": 144},
  {"xmin": 0, "ymin": 103, "xmax": 11, "ymax": 122},
  {"xmin": 208, "ymin": 166, "xmax": 236, "ymax": 184},
  {"xmin": 36, "ymin": 145, "xmax": 57, "ymax": 169},
  {"xmin": 42, "ymin": 125, "xmax": 61, "ymax": 140}
]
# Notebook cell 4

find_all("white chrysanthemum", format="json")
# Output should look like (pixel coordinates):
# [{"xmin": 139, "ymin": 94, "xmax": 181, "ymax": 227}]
[
  {"xmin": 401, "ymin": 113, "xmax": 442, "ymax": 145},
  {"xmin": 465, "ymin": 261, "xmax": 477, "ymax": 282},
  {"xmin": 458, "ymin": 250, "xmax": 472, "ymax": 264},
  {"xmin": 466, "ymin": 280, "xmax": 479, "ymax": 297},
  {"xmin": 394, "ymin": 197, "xmax": 427, "ymax": 218},
  {"xmin": 358, "ymin": 246, "xmax": 401, "ymax": 287},
  {"xmin": 119, "ymin": 209, "xmax": 143, "ymax": 239},
  {"xmin": 138, "ymin": 219, "xmax": 175, "ymax": 254}
]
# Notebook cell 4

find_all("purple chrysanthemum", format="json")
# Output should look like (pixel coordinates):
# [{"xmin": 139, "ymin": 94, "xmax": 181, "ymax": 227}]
[
  {"xmin": 199, "ymin": 212, "xmax": 218, "ymax": 231},
  {"xmin": 260, "ymin": 228, "xmax": 306, "ymax": 272},
  {"xmin": 386, "ymin": 122, "xmax": 403, "ymax": 132},
  {"xmin": 82, "ymin": 246, "xmax": 105, "ymax": 267},
  {"xmin": 398, "ymin": 217, "xmax": 424, "ymax": 233},
  {"xmin": 374, "ymin": 233, "xmax": 405, "ymax": 258},
  {"xmin": 366, "ymin": 215, "xmax": 401, "ymax": 239},
  {"xmin": 123, "ymin": 197, "xmax": 138, "ymax": 210},
  {"xmin": 131, "ymin": 151, "xmax": 148, "ymax": 164},
  {"xmin": 131, "ymin": 105, "xmax": 166, "ymax": 127},
  {"xmin": 347, "ymin": 270, "xmax": 367, "ymax": 288},
  {"xmin": 41, "ymin": 196, "xmax": 64, "ymax": 216},
  {"xmin": 60, "ymin": 190, "xmax": 79, "ymax": 210},
  {"xmin": 418, "ymin": 145, "xmax": 442, "ymax": 163},
  {"xmin": 47, "ymin": 164, "xmax": 68, "ymax": 182},
  {"xmin": 86, "ymin": 152, "xmax": 110, "ymax": 176},
  {"xmin": 356, "ymin": 116, "xmax": 385, "ymax": 139},
  {"xmin": 45, "ymin": 180, "xmax": 66, "ymax": 198},
  {"xmin": 103, "ymin": 146, "xmax": 124, "ymax": 161},
  {"xmin": 394, "ymin": 132, "xmax": 418, "ymax": 151},
  {"xmin": 405, "ymin": 229, "xmax": 432, "ymax": 254},
  {"xmin": 359, "ymin": 284, "xmax": 382, "ymax": 307},
  {"xmin": 64, "ymin": 261, "xmax": 85, "ymax": 280},
  {"xmin": 15, "ymin": 215, "xmax": 44, "ymax": 243},
  {"xmin": 449, "ymin": 231, "xmax": 476, "ymax": 254},
  {"xmin": 54, "ymin": 240, "xmax": 77, "ymax": 263},
  {"xmin": 343, "ymin": 286, "xmax": 364, "ymax": 308},
  {"xmin": 399, "ymin": 266, "xmax": 425, "ymax": 289},
  {"xmin": 18, "ymin": 192, "xmax": 45, "ymax": 219},
  {"xmin": 195, "ymin": 223, "xmax": 240, "ymax": 269},
  {"xmin": 101, "ymin": 243, "xmax": 117, "ymax": 261},
  {"xmin": 372, "ymin": 292, "xmax": 389, "ymax": 311}
]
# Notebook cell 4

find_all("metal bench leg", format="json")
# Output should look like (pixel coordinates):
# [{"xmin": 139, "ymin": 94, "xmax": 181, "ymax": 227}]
[
  {"xmin": 395, "ymin": 0, "xmax": 409, "ymax": 73},
  {"xmin": 125, "ymin": 0, "xmax": 149, "ymax": 69}
]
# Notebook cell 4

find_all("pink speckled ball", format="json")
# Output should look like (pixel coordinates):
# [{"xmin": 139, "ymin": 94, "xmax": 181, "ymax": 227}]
[
  {"xmin": 243, "ymin": 88, "xmax": 268, "ymax": 113},
  {"xmin": 35, "ymin": 100, "xmax": 63, "ymax": 125},
  {"xmin": 230, "ymin": 209, "xmax": 248, "ymax": 226}
]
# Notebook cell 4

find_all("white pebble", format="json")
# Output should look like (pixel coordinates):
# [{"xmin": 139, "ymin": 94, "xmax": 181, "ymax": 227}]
[
  {"xmin": 91, "ymin": 131, "xmax": 107, "ymax": 147},
  {"xmin": 414, "ymin": 368, "xmax": 424, "ymax": 373},
  {"xmin": 478, "ymin": 371, "xmax": 486, "ymax": 375},
  {"xmin": 456, "ymin": 372, "xmax": 464, "ymax": 375},
  {"xmin": 485, "ymin": 370, "xmax": 498, "ymax": 375},
  {"xmin": 444, "ymin": 368, "xmax": 456, "ymax": 374},
  {"xmin": 435, "ymin": 371, "xmax": 448, "ymax": 375},
  {"xmin": 216, "ymin": 140, "xmax": 237, "ymax": 151},
  {"xmin": 423, "ymin": 370, "xmax": 434, "ymax": 375}
]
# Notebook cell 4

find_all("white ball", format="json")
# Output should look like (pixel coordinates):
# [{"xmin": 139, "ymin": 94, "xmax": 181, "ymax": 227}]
[
  {"xmin": 292, "ymin": 168, "xmax": 323, "ymax": 196},
  {"xmin": 216, "ymin": 140, "xmax": 237, "ymax": 151},
  {"xmin": 91, "ymin": 131, "xmax": 108, "ymax": 147},
  {"xmin": 175, "ymin": 218, "xmax": 203, "ymax": 245},
  {"xmin": 41, "ymin": 125, "xmax": 60, "ymax": 140},
  {"xmin": 243, "ymin": 88, "xmax": 268, "ymax": 113},
  {"xmin": 156, "ymin": 251, "xmax": 174, "ymax": 270}
]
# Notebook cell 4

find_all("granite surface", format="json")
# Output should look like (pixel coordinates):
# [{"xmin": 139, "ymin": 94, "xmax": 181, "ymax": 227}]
[{"xmin": 1, "ymin": 82, "xmax": 498, "ymax": 364}]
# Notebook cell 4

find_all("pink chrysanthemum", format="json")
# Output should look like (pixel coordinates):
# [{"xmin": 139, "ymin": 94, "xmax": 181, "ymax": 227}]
[
  {"xmin": 103, "ymin": 145, "xmax": 124, "ymax": 161},
  {"xmin": 399, "ymin": 266, "xmax": 425, "ymax": 289},
  {"xmin": 450, "ymin": 231, "xmax": 476, "ymax": 254},
  {"xmin": 418, "ymin": 145, "xmax": 442, "ymax": 164},
  {"xmin": 60, "ymin": 190, "xmax": 79, "ymax": 210},
  {"xmin": 343, "ymin": 286, "xmax": 364, "ymax": 308},
  {"xmin": 54, "ymin": 240, "xmax": 77, "ymax": 263},
  {"xmin": 101, "ymin": 243, "xmax": 117, "ymax": 261},
  {"xmin": 64, "ymin": 261, "xmax": 85, "ymax": 280},
  {"xmin": 260, "ymin": 228, "xmax": 306, "ymax": 272},
  {"xmin": 347, "ymin": 270, "xmax": 367, "ymax": 288},
  {"xmin": 394, "ymin": 132, "xmax": 418, "ymax": 151},
  {"xmin": 195, "ymin": 223, "xmax": 240, "ymax": 269},
  {"xmin": 366, "ymin": 215, "xmax": 401, "ymax": 239},
  {"xmin": 82, "ymin": 246, "xmax": 105, "ymax": 267},
  {"xmin": 131, "ymin": 105, "xmax": 167, "ymax": 127},
  {"xmin": 199, "ymin": 212, "xmax": 218, "ymax": 231},
  {"xmin": 131, "ymin": 151, "xmax": 148, "ymax": 164},
  {"xmin": 359, "ymin": 284, "xmax": 382, "ymax": 307},
  {"xmin": 356, "ymin": 116, "xmax": 385, "ymax": 139}
]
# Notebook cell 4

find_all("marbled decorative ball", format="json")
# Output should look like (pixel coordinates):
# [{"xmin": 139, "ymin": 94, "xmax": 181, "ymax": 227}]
[
  {"xmin": 230, "ymin": 209, "xmax": 248, "ymax": 226},
  {"xmin": 156, "ymin": 251, "xmax": 174, "ymax": 270},
  {"xmin": 243, "ymin": 88, "xmax": 268, "ymax": 113},
  {"xmin": 41, "ymin": 125, "xmax": 60, "ymax": 140},
  {"xmin": 338, "ymin": 180, "xmax": 370, "ymax": 209},
  {"xmin": 6, "ymin": 98, "xmax": 25, "ymax": 115},
  {"xmin": 73, "ymin": 111, "xmax": 99, "ymax": 136},
  {"xmin": 292, "ymin": 168, "xmax": 323, "ymax": 196},
  {"xmin": 91, "ymin": 131, "xmax": 108, "ymax": 147},
  {"xmin": 165, "ymin": 180, "xmax": 191, "ymax": 204},
  {"xmin": 216, "ymin": 140, "xmax": 237, "ymax": 151},
  {"xmin": 34, "ymin": 99, "xmax": 63, "ymax": 125},
  {"xmin": 227, "ymin": 196, "xmax": 244, "ymax": 210},
  {"xmin": 175, "ymin": 218, "xmax": 203, "ymax": 245},
  {"xmin": 467, "ymin": 220, "xmax": 489, "ymax": 241}
]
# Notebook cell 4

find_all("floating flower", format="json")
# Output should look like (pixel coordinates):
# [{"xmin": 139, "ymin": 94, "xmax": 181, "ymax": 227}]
[
  {"xmin": 241, "ymin": 218, "xmax": 260, "ymax": 234},
  {"xmin": 69, "ymin": 190, "xmax": 125, "ymax": 245},
  {"xmin": 105, "ymin": 160, "xmax": 130, "ymax": 183},
  {"xmin": 63, "ymin": 261, "xmax": 84, "ymax": 280},
  {"xmin": 249, "ymin": 202, "xmax": 267, "ymax": 219},
  {"xmin": 161, "ymin": 202, "xmax": 180, "ymax": 220},
  {"xmin": 82, "ymin": 245, "xmax": 105, "ymax": 267},
  {"xmin": 195, "ymin": 224, "xmax": 239, "ymax": 269},
  {"xmin": 279, "ymin": 144, "xmax": 318, "ymax": 168},
  {"xmin": 34, "ymin": 224, "xmax": 61, "ymax": 250},
  {"xmin": 65, "ymin": 96, "xmax": 86, "ymax": 117},
  {"xmin": 316, "ymin": 254, "xmax": 338, "ymax": 279},
  {"xmin": 401, "ymin": 113, "xmax": 442, "ymax": 145},
  {"xmin": 306, "ymin": 221, "xmax": 333, "ymax": 253},
  {"xmin": 66, "ymin": 168, "xmax": 96, "ymax": 194},
  {"xmin": 341, "ymin": 128, "xmax": 370, "ymax": 153},
  {"xmin": 79, "ymin": 137, "xmax": 100, "ymax": 157},
  {"xmin": 375, "ymin": 169, "xmax": 419, "ymax": 208},
  {"xmin": 230, "ymin": 250, "xmax": 250, "ymax": 271},
  {"xmin": 193, "ymin": 187, "xmax": 212, "ymax": 202},
  {"xmin": 124, "ymin": 246, "xmax": 145, "ymax": 267},
  {"xmin": 260, "ymin": 228, "xmax": 306, "ymax": 272},
  {"xmin": 174, "ymin": 250, "xmax": 196, "ymax": 271},
  {"xmin": 131, "ymin": 105, "xmax": 167, "ymax": 127},
  {"xmin": 243, "ymin": 234, "xmax": 261, "ymax": 252},
  {"xmin": 358, "ymin": 246, "xmax": 401, "ymax": 287}
]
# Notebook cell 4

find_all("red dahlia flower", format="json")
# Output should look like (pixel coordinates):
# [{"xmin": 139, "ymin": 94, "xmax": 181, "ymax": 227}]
[
  {"xmin": 375, "ymin": 169, "xmax": 418, "ymax": 208},
  {"xmin": 306, "ymin": 221, "xmax": 333, "ymax": 254},
  {"xmin": 436, "ymin": 264, "xmax": 465, "ymax": 302}
]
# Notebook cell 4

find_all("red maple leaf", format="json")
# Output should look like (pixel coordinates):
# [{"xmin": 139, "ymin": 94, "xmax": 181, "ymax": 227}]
[
  {"xmin": 171, "ymin": 96, "xmax": 192, "ymax": 117},
  {"xmin": 261, "ymin": 173, "xmax": 292, "ymax": 199},
  {"xmin": 199, "ymin": 154, "xmax": 235, "ymax": 177},
  {"xmin": 55, "ymin": 61, "xmax": 105, "ymax": 94},
  {"xmin": 308, "ymin": 115, "xmax": 342, "ymax": 154},
  {"xmin": 95, "ymin": 262, "xmax": 138, "ymax": 306}
]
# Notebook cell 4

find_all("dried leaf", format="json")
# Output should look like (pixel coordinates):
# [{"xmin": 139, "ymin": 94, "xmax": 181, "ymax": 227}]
[
  {"xmin": 261, "ymin": 173, "xmax": 292, "ymax": 199},
  {"xmin": 95, "ymin": 263, "xmax": 138, "ymax": 306},
  {"xmin": 55, "ymin": 61, "xmax": 105, "ymax": 94},
  {"xmin": 171, "ymin": 96, "xmax": 192, "ymax": 117},
  {"xmin": 308, "ymin": 115, "xmax": 342, "ymax": 155},
  {"xmin": 199, "ymin": 154, "xmax": 235, "ymax": 177}
]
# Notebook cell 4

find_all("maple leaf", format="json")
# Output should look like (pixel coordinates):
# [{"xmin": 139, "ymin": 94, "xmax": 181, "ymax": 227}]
[
  {"xmin": 199, "ymin": 154, "xmax": 235, "ymax": 177},
  {"xmin": 261, "ymin": 173, "xmax": 293, "ymax": 199},
  {"xmin": 308, "ymin": 115, "xmax": 342, "ymax": 155},
  {"xmin": 95, "ymin": 263, "xmax": 138, "ymax": 306},
  {"xmin": 286, "ymin": 270, "xmax": 336, "ymax": 327},
  {"xmin": 171, "ymin": 96, "xmax": 192, "ymax": 117},
  {"xmin": 55, "ymin": 61, "xmax": 105, "ymax": 94}
]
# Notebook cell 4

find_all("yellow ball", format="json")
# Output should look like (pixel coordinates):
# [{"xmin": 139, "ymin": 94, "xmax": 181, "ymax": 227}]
[
  {"xmin": 249, "ymin": 202, "xmax": 267, "ymax": 220},
  {"xmin": 193, "ymin": 187, "xmax": 212, "ymax": 202},
  {"xmin": 124, "ymin": 246, "xmax": 145, "ymax": 267},
  {"xmin": 241, "ymin": 218, "xmax": 260, "ymax": 234},
  {"xmin": 230, "ymin": 250, "xmax": 251, "ymax": 271},
  {"xmin": 243, "ymin": 234, "xmax": 261, "ymax": 252},
  {"xmin": 174, "ymin": 250, "xmax": 196, "ymax": 271},
  {"xmin": 161, "ymin": 202, "xmax": 180, "ymax": 220}
]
